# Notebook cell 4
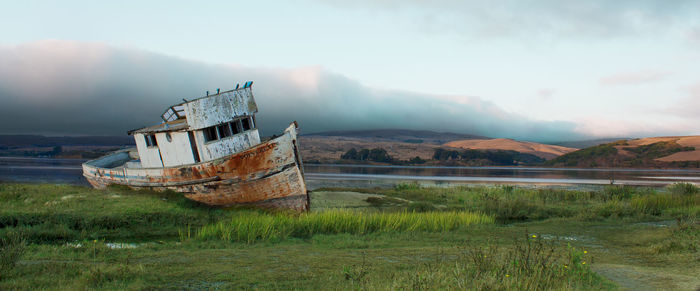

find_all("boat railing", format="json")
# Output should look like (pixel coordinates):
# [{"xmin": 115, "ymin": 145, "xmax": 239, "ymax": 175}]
[{"xmin": 84, "ymin": 150, "xmax": 133, "ymax": 169}]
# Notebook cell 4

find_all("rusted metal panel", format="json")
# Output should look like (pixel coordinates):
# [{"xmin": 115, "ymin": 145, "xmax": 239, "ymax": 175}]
[
  {"xmin": 184, "ymin": 88, "xmax": 258, "ymax": 130},
  {"xmin": 83, "ymin": 123, "xmax": 308, "ymax": 211}
]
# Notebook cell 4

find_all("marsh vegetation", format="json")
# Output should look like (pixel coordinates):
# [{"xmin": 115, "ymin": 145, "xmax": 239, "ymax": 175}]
[{"xmin": 0, "ymin": 182, "xmax": 698, "ymax": 289}]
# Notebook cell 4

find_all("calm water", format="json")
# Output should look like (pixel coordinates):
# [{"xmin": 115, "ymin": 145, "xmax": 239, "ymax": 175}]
[
  {"xmin": 1, "ymin": 157, "xmax": 699, "ymax": 190},
  {"xmin": 304, "ymin": 164, "xmax": 700, "ymax": 189}
]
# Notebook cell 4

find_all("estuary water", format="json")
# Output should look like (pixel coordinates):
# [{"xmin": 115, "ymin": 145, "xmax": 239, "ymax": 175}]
[{"xmin": 2, "ymin": 156, "xmax": 699, "ymax": 190}]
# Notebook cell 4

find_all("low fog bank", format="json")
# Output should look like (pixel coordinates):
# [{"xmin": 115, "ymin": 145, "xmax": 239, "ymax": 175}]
[{"xmin": 0, "ymin": 40, "xmax": 585, "ymax": 142}]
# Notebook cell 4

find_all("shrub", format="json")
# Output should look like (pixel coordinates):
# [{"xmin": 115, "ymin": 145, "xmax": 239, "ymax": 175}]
[
  {"xmin": 407, "ymin": 156, "xmax": 426, "ymax": 164},
  {"xmin": 485, "ymin": 199, "xmax": 540, "ymax": 222},
  {"xmin": 84, "ymin": 263, "xmax": 146, "ymax": 288},
  {"xmin": 594, "ymin": 200, "xmax": 634, "ymax": 218},
  {"xmin": 407, "ymin": 202, "xmax": 437, "ymax": 212},
  {"xmin": 667, "ymin": 182, "xmax": 699, "ymax": 195},
  {"xmin": 652, "ymin": 216, "xmax": 699, "ymax": 253},
  {"xmin": 394, "ymin": 182, "xmax": 421, "ymax": 191},
  {"xmin": 602, "ymin": 185, "xmax": 636, "ymax": 201},
  {"xmin": 364, "ymin": 196, "xmax": 384, "ymax": 206},
  {"xmin": 0, "ymin": 231, "xmax": 26, "ymax": 280},
  {"xmin": 340, "ymin": 148, "xmax": 359, "ymax": 160}
]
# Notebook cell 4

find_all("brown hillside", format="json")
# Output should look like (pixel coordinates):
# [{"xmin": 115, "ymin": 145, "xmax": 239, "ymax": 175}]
[
  {"xmin": 626, "ymin": 136, "xmax": 700, "ymax": 162},
  {"xmin": 298, "ymin": 136, "xmax": 443, "ymax": 163},
  {"xmin": 546, "ymin": 135, "xmax": 700, "ymax": 168},
  {"xmin": 444, "ymin": 139, "xmax": 577, "ymax": 160}
]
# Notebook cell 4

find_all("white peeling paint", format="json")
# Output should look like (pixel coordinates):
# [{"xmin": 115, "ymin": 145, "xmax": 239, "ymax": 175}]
[
  {"xmin": 155, "ymin": 131, "xmax": 195, "ymax": 167},
  {"xmin": 184, "ymin": 88, "xmax": 258, "ymax": 130},
  {"xmin": 198, "ymin": 130, "xmax": 261, "ymax": 162},
  {"xmin": 129, "ymin": 87, "xmax": 262, "ymax": 167},
  {"xmin": 133, "ymin": 133, "xmax": 163, "ymax": 168}
]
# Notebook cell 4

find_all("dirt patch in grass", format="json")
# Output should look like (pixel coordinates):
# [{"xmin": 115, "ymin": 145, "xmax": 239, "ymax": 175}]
[{"xmin": 310, "ymin": 191, "xmax": 407, "ymax": 210}]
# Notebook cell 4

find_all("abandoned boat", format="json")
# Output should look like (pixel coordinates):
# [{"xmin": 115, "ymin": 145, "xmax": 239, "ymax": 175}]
[{"xmin": 82, "ymin": 81, "xmax": 309, "ymax": 211}]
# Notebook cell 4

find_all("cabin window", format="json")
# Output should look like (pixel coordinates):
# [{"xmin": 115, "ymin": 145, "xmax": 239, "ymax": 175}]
[
  {"xmin": 217, "ymin": 124, "xmax": 232, "ymax": 139},
  {"xmin": 202, "ymin": 117, "xmax": 255, "ymax": 143},
  {"xmin": 241, "ymin": 117, "xmax": 252, "ymax": 131},
  {"xmin": 145, "ymin": 134, "xmax": 158, "ymax": 147},
  {"xmin": 204, "ymin": 127, "xmax": 218, "ymax": 142},
  {"xmin": 230, "ymin": 120, "xmax": 242, "ymax": 135}
]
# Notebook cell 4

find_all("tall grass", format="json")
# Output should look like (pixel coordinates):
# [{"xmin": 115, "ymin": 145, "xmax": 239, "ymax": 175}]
[
  {"xmin": 667, "ymin": 182, "xmax": 699, "ymax": 195},
  {"xmin": 347, "ymin": 232, "xmax": 612, "ymax": 290},
  {"xmin": 631, "ymin": 194, "xmax": 699, "ymax": 215},
  {"xmin": 353, "ymin": 183, "xmax": 700, "ymax": 221},
  {"xmin": 0, "ymin": 232, "xmax": 26, "ymax": 280},
  {"xmin": 194, "ymin": 210, "xmax": 494, "ymax": 243},
  {"xmin": 631, "ymin": 183, "xmax": 700, "ymax": 215},
  {"xmin": 0, "ymin": 184, "xmax": 223, "ymax": 243},
  {"xmin": 652, "ymin": 215, "xmax": 699, "ymax": 253}
]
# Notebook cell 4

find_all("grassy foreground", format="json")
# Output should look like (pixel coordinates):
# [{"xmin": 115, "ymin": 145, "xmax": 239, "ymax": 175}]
[{"xmin": 0, "ymin": 182, "xmax": 698, "ymax": 290}]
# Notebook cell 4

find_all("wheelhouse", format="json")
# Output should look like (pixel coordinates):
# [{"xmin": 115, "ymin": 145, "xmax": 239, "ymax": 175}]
[{"xmin": 127, "ymin": 81, "xmax": 261, "ymax": 168}]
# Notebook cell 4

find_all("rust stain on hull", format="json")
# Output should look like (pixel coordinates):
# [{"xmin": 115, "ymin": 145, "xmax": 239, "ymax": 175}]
[{"xmin": 83, "ymin": 124, "xmax": 308, "ymax": 211}]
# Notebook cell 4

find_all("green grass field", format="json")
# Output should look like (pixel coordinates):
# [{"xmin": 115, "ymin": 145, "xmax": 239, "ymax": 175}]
[{"xmin": 1, "ymin": 182, "xmax": 698, "ymax": 290}]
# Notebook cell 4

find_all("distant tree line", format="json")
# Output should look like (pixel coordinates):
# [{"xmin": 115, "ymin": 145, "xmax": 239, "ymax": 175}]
[
  {"xmin": 339, "ymin": 147, "xmax": 545, "ymax": 166},
  {"xmin": 340, "ymin": 148, "xmax": 427, "ymax": 164},
  {"xmin": 341, "ymin": 148, "xmax": 394, "ymax": 163},
  {"xmin": 432, "ymin": 148, "xmax": 544, "ymax": 165}
]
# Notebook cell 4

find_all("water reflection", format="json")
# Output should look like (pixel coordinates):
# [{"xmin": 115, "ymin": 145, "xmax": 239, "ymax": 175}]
[
  {"xmin": 1, "ymin": 157, "xmax": 698, "ymax": 189},
  {"xmin": 303, "ymin": 164, "xmax": 700, "ymax": 189}
]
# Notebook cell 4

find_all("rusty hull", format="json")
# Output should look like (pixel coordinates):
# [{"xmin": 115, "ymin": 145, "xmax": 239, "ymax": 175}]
[{"xmin": 82, "ymin": 123, "xmax": 308, "ymax": 211}]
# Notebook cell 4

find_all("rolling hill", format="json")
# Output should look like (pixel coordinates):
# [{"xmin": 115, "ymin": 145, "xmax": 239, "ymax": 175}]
[
  {"xmin": 627, "ymin": 136, "xmax": 700, "ymax": 162},
  {"xmin": 444, "ymin": 138, "xmax": 578, "ymax": 160},
  {"xmin": 299, "ymin": 130, "xmax": 578, "ymax": 164},
  {"xmin": 546, "ymin": 136, "xmax": 700, "ymax": 168},
  {"xmin": 551, "ymin": 138, "xmax": 629, "ymax": 149}
]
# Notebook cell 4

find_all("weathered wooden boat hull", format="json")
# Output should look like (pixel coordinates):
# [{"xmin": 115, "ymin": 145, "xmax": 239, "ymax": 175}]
[{"xmin": 82, "ymin": 124, "xmax": 308, "ymax": 211}]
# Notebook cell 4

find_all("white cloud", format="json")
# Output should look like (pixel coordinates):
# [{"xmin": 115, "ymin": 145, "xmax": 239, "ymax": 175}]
[
  {"xmin": 537, "ymin": 89, "xmax": 555, "ymax": 100},
  {"xmin": 599, "ymin": 70, "xmax": 671, "ymax": 86}
]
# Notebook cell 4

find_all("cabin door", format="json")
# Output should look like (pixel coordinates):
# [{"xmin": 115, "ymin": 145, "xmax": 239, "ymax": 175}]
[{"xmin": 188, "ymin": 132, "xmax": 201, "ymax": 163}]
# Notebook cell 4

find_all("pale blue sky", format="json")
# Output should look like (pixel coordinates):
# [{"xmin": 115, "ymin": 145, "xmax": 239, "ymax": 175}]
[{"xmin": 1, "ymin": 0, "xmax": 699, "ymax": 139}]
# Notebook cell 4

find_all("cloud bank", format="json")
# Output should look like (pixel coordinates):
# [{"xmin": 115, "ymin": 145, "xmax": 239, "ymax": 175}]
[{"xmin": 0, "ymin": 41, "xmax": 586, "ymax": 142}]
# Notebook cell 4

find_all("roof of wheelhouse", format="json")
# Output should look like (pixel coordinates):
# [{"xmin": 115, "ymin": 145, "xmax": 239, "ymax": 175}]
[{"xmin": 128, "ymin": 119, "xmax": 189, "ymax": 135}]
